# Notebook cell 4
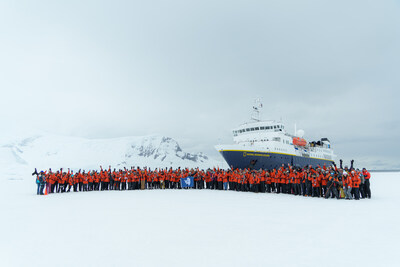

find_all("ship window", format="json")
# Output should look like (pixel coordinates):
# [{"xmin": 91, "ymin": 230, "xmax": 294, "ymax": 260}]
[
  {"xmin": 255, "ymin": 127, "xmax": 259, "ymax": 130},
  {"xmin": 246, "ymin": 128, "xmax": 250, "ymax": 132},
  {"xmin": 251, "ymin": 128, "xmax": 255, "ymax": 131},
  {"xmin": 260, "ymin": 126, "xmax": 265, "ymax": 130},
  {"xmin": 274, "ymin": 126, "xmax": 276, "ymax": 129}
]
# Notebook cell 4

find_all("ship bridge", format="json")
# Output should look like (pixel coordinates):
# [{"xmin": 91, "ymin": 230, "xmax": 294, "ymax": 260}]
[{"xmin": 232, "ymin": 120, "xmax": 288, "ymax": 144}]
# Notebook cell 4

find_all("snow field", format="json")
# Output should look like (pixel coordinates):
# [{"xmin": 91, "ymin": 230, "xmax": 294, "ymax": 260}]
[{"xmin": 0, "ymin": 172, "xmax": 399, "ymax": 267}]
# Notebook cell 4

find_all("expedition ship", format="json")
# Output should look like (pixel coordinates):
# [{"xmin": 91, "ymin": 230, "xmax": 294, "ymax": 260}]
[{"xmin": 215, "ymin": 100, "xmax": 336, "ymax": 170}]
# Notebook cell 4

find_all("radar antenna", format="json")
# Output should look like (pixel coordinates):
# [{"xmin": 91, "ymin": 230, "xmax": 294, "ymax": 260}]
[{"xmin": 251, "ymin": 98, "xmax": 263, "ymax": 122}]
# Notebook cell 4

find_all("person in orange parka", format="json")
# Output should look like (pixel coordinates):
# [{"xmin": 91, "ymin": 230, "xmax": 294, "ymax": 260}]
[
  {"xmin": 265, "ymin": 171, "xmax": 272, "ymax": 193},
  {"xmin": 94, "ymin": 171, "xmax": 100, "ymax": 191},
  {"xmin": 88, "ymin": 172, "xmax": 94, "ymax": 191},
  {"xmin": 67, "ymin": 171, "xmax": 74, "ymax": 192},
  {"xmin": 217, "ymin": 171, "xmax": 223, "ymax": 190},
  {"xmin": 58, "ymin": 171, "xmax": 65, "ymax": 193},
  {"xmin": 362, "ymin": 168, "xmax": 371, "ymax": 198},
  {"xmin": 292, "ymin": 170, "xmax": 301, "ymax": 196},
  {"xmin": 288, "ymin": 168, "xmax": 296, "ymax": 194},
  {"xmin": 223, "ymin": 171, "xmax": 229, "ymax": 190},
  {"xmin": 119, "ymin": 171, "xmax": 127, "ymax": 190},
  {"xmin": 82, "ymin": 172, "xmax": 89, "ymax": 192},
  {"xmin": 260, "ymin": 170, "xmax": 266, "ymax": 193},
  {"xmin": 270, "ymin": 169, "xmax": 276, "ymax": 192},
  {"xmin": 321, "ymin": 171, "xmax": 328, "ymax": 197},
  {"xmin": 77, "ymin": 170, "xmax": 84, "ymax": 192},
  {"xmin": 281, "ymin": 170, "xmax": 288, "ymax": 194},
  {"xmin": 311, "ymin": 173, "xmax": 320, "ymax": 198},
  {"xmin": 343, "ymin": 171, "xmax": 352, "ymax": 200},
  {"xmin": 275, "ymin": 168, "xmax": 282, "ymax": 194},
  {"xmin": 48, "ymin": 171, "xmax": 57, "ymax": 193},
  {"xmin": 350, "ymin": 170, "xmax": 361, "ymax": 200}
]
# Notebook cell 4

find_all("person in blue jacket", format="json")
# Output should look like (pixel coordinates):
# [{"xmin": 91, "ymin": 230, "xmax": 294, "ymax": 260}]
[{"xmin": 33, "ymin": 169, "xmax": 46, "ymax": 195}]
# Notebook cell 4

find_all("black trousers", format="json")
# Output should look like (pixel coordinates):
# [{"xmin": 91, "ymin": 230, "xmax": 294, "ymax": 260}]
[
  {"xmin": 271, "ymin": 183, "xmax": 276, "ymax": 192},
  {"xmin": 260, "ymin": 182, "xmax": 265, "ymax": 193},
  {"xmin": 359, "ymin": 183, "xmax": 366, "ymax": 198},
  {"xmin": 218, "ymin": 181, "xmax": 223, "ymax": 190},
  {"xmin": 364, "ymin": 179, "xmax": 371, "ymax": 198},
  {"xmin": 276, "ymin": 183, "xmax": 282, "ymax": 194},
  {"xmin": 325, "ymin": 184, "xmax": 338, "ymax": 199},
  {"xmin": 306, "ymin": 181, "xmax": 312, "ymax": 196},
  {"xmin": 312, "ymin": 187, "xmax": 320, "ymax": 197},
  {"xmin": 322, "ymin": 185, "xmax": 327, "ymax": 196},
  {"xmin": 301, "ymin": 183, "xmax": 306, "ymax": 195},
  {"xmin": 353, "ymin": 188, "xmax": 360, "ymax": 200},
  {"xmin": 266, "ymin": 183, "xmax": 271, "ymax": 193}
]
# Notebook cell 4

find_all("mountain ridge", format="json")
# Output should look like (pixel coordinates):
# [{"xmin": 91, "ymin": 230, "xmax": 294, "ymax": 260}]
[{"xmin": 0, "ymin": 134, "xmax": 223, "ymax": 179}]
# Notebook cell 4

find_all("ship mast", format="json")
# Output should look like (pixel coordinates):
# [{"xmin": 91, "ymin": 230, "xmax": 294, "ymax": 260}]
[{"xmin": 251, "ymin": 98, "xmax": 263, "ymax": 122}]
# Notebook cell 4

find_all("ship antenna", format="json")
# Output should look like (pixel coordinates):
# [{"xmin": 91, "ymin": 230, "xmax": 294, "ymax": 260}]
[{"xmin": 251, "ymin": 98, "xmax": 263, "ymax": 122}]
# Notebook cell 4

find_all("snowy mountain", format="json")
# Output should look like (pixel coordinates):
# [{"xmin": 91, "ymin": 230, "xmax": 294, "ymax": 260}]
[{"xmin": 0, "ymin": 134, "xmax": 223, "ymax": 179}]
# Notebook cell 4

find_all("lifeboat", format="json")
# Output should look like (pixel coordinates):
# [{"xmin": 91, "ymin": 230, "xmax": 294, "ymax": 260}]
[{"xmin": 293, "ymin": 137, "xmax": 307, "ymax": 146}]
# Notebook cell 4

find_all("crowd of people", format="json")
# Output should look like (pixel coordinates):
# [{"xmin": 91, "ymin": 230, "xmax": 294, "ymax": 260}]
[{"xmin": 33, "ymin": 160, "xmax": 372, "ymax": 200}]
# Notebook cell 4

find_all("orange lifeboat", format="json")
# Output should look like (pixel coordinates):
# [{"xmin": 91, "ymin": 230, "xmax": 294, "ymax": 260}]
[{"xmin": 293, "ymin": 137, "xmax": 307, "ymax": 146}]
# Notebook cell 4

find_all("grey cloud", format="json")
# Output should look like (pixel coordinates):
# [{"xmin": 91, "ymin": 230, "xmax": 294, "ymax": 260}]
[{"xmin": 1, "ymin": 0, "xmax": 399, "ymax": 169}]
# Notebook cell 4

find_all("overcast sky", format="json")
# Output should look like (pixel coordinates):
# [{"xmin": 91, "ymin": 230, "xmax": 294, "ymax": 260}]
[{"xmin": 1, "ymin": 0, "xmax": 399, "ymax": 169}]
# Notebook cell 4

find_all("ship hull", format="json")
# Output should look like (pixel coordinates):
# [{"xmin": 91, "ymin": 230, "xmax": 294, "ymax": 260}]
[{"xmin": 219, "ymin": 150, "xmax": 334, "ymax": 170}]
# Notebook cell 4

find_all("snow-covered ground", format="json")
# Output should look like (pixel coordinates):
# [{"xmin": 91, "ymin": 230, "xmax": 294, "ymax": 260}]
[{"xmin": 0, "ymin": 171, "xmax": 398, "ymax": 267}]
